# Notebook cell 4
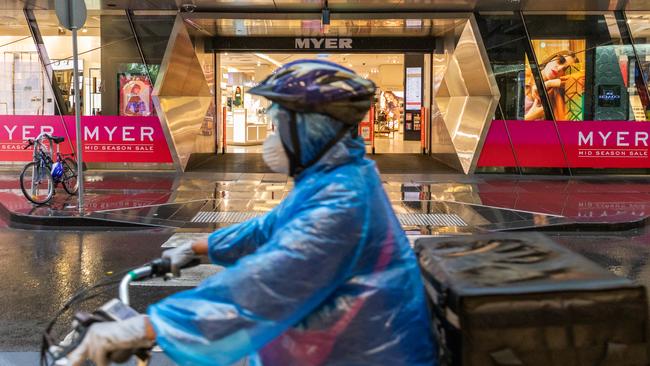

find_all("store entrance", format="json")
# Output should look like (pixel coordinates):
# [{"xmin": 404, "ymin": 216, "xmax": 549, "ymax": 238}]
[{"xmin": 218, "ymin": 52, "xmax": 426, "ymax": 155}]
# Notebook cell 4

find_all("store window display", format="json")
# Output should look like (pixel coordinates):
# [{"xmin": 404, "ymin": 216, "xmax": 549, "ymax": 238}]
[
  {"xmin": 479, "ymin": 12, "xmax": 643, "ymax": 123},
  {"xmin": 525, "ymin": 40, "xmax": 586, "ymax": 121},
  {"xmin": 375, "ymin": 90, "xmax": 403, "ymax": 135},
  {"xmin": 625, "ymin": 13, "xmax": 650, "ymax": 121},
  {"xmin": 522, "ymin": 13, "xmax": 643, "ymax": 122},
  {"xmin": 219, "ymin": 53, "xmax": 422, "ymax": 153},
  {"xmin": 35, "ymin": 11, "xmax": 102, "ymax": 116},
  {"xmin": 221, "ymin": 66, "xmax": 272, "ymax": 150},
  {"xmin": 0, "ymin": 12, "xmax": 55, "ymax": 115},
  {"xmin": 119, "ymin": 74, "xmax": 153, "ymax": 117}
]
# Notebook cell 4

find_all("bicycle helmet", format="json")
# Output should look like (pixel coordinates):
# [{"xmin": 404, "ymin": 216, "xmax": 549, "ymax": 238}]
[
  {"xmin": 249, "ymin": 60, "xmax": 376, "ymax": 177},
  {"xmin": 51, "ymin": 161, "xmax": 64, "ymax": 182},
  {"xmin": 248, "ymin": 59, "xmax": 376, "ymax": 125}
]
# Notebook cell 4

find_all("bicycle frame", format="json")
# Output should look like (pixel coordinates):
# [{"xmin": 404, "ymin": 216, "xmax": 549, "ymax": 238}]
[
  {"xmin": 29, "ymin": 133, "xmax": 75, "ymax": 187},
  {"xmin": 27, "ymin": 134, "xmax": 54, "ymax": 198}
]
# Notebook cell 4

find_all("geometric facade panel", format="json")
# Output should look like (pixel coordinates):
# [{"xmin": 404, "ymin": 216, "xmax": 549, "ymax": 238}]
[
  {"xmin": 153, "ymin": 15, "xmax": 212, "ymax": 171},
  {"xmin": 431, "ymin": 16, "xmax": 500, "ymax": 174}
]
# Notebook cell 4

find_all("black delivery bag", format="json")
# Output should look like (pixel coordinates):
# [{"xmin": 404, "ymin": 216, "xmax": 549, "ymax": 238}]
[{"xmin": 415, "ymin": 232, "xmax": 649, "ymax": 366}]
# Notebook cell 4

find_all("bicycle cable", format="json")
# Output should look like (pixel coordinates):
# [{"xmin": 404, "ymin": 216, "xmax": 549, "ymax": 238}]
[{"xmin": 39, "ymin": 265, "xmax": 140, "ymax": 366}]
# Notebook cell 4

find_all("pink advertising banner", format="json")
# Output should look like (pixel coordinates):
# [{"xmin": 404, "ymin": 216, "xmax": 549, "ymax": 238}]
[
  {"xmin": 0, "ymin": 115, "xmax": 172, "ymax": 163},
  {"xmin": 478, "ymin": 120, "xmax": 650, "ymax": 169}
]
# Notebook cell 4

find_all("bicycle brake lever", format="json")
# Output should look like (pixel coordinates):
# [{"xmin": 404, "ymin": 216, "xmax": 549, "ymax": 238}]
[
  {"xmin": 149, "ymin": 257, "xmax": 201, "ymax": 278},
  {"xmin": 182, "ymin": 257, "xmax": 202, "ymax": 270}
]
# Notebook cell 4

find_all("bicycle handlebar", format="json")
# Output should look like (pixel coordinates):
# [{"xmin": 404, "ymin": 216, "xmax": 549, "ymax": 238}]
[
  {"xmin": 24, "ymin": 133, "xmax": 65, "ymax": 148},
  {"xmin": 44, "ymin": 256, "xmax": 201, "ymax": 366}
]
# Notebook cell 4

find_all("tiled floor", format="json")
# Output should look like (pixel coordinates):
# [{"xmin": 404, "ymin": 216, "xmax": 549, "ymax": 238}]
[{"xmin": 224, "ymin": 134, "xmax": 422, "ymax": 154}]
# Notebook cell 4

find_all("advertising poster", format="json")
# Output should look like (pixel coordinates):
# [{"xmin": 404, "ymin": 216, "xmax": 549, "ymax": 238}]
[
  {"xmin": 405, "ymin": 67, "xmax": 422, "ymax": 111},
  {"xmin": 233, "ymin": 86, "xmax": 244, "ymax": 108},
  {"xmin": 0, "ymin": 115, "xmax": 172, "ymax": 163},
  {"xmin": 119, "ymin": 74, "xmax": 154, "ymax": 117},
  {"xmin": 478, "ymin": 120, "xmax": 650, "ymax": 169},
  {"xmin": 524, "ymin": 40, "xmax": 586, "ymax": 121}
]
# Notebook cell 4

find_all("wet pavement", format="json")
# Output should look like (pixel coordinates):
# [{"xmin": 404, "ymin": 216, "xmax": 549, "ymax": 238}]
[
  {"xmin": 4, "ymin": 171, "xmax": 650, "ymax": 230},
  {"xmin": 2, "ymin": 170, "xmax": 650, "ymax": 364}
]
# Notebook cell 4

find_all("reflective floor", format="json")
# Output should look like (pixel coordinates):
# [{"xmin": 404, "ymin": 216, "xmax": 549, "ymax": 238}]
[
  {"xmin": 2, "ymin": 222, "xmax": 650, "ymax": 358},
  {"xmin": 373, "ymin": 135, "xmax": 422, "ymax": 153},
  {"xmin": 2, "ymin": 170, "xmax": 650, "ymax": 363},
  {"xmin": 2, "ymin": 171, "xmax": 650, "ymax": 231},
  {"xmin": 223, "ymin": 131, "xmax": 420, "ymax": 154}
]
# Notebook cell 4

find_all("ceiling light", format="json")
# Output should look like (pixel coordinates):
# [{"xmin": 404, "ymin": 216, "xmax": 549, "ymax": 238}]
[
  {"xmin": 257, "ymin": 61, "xmax": 261, "ymax": 66},
  {"xmin": 81, "ymin": 27, "xmax": 88, "ymax": 33},
  {"xmin": 227, "ymin": 67, "xmax": 239, "ymax": 73},
  {"xmin": 254, "ymin": 53, "xmax": 282, "ymax": 67}
]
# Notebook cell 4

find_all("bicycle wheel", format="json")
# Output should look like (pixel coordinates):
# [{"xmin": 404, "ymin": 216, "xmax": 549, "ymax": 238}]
[
  {"xmin": 20, "ymin": 162, "xmax": 54, "ymax": 204},
  {"xmin": 61, "ymin": 158, "xmax": 79, "ymax": 195}
]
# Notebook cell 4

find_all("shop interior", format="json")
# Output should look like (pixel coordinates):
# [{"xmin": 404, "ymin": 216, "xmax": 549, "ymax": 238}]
[{"xmin": 219, "ymin": 52, "xmax": 423, "ymax": 154}]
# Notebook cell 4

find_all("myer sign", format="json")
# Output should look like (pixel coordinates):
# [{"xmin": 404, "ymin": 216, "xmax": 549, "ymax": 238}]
[
  {"xmin": 294, "ymin": 38, "xmax": 353, "ymax": 49},
  {"xmin": 207, "ymin": 36, "xmax": 435, "ymax": 52}
]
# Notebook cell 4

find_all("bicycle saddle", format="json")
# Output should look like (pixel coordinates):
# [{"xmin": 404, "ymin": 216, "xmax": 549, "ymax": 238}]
[{"xmin": 51, "ymin": 136, "xmax": 65, "ymax": 144}]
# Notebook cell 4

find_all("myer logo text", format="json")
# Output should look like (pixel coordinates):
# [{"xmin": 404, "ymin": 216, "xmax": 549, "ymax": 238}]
[
  {"xmin": 295, "ymin": 38, "xmax": 353, "ymax": 49},
  {"xmin": 577, "ymin": 130, "xmax": 649, "ymax": 158}
]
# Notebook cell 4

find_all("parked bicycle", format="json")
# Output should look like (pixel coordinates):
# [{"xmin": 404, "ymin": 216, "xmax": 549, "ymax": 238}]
[{"xmin": 20, "ymin": 133, "xmax": 78, "ymax": 205}]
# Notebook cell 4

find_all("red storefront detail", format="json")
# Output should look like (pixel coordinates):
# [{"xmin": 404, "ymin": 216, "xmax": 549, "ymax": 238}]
[
  {"xmin": 478, "ymin": 120, "xmax": 650, "ymax": 169},
  {"xmin": 358, "ymin": 106, "xmax": 374, "ymax": 143},
  {"xmin": 0, "ymin": 115, "xmax": 172, "ymax": 163}
]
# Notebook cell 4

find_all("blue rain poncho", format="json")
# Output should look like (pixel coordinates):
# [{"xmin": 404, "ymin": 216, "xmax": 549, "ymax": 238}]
[{"xmin": 148, "ymin": 106, "xmax": 437, "ymax": 366}]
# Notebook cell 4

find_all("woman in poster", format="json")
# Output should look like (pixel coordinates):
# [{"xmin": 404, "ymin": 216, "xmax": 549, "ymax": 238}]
[
  {"xmin": 539, "ymin": 50, "xmax": 585, "ymax": 121},
  {"xmin": 124, "ymin": 83, "xmax": 147, "ymax": 116},
  {"xmin": 524, "ymin": 67, "xmax": 545, "ymax": 120},
  {"xmin": 381, "ymin": 91, "xmax": 402, "ymax": 130},
  {"xmin": 120, "ymin": 76, "xmax": 153, "ymax": 117},
  {"xmin": 233, "ymin": 86, "xmax": 243, "ymax": 107}
]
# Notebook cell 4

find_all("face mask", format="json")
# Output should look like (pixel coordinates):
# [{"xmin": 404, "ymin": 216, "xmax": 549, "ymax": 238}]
[{"xmin": 262, "ymin": 133, "xmax": 290, "ymax": 174}]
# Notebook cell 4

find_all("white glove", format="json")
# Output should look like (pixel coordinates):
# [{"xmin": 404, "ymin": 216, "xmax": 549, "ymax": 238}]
[
  {"xmin": 65, "ymin": 315, "xmax": 154, "ymax": 366},
  {"xmin": 162, "ymin": 242, "xmax": 197, "ymax": 276}
]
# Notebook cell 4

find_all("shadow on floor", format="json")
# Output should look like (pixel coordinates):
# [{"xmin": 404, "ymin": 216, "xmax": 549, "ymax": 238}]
[{"xmin": 185, "ymin": 153, "xmax": 458, "ymax": 174}]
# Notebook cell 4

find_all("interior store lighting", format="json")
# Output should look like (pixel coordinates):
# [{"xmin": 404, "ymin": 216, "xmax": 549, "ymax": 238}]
[{"xmin": 254, "ymin": 53, "xmax": 282, "ymax": 67}]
